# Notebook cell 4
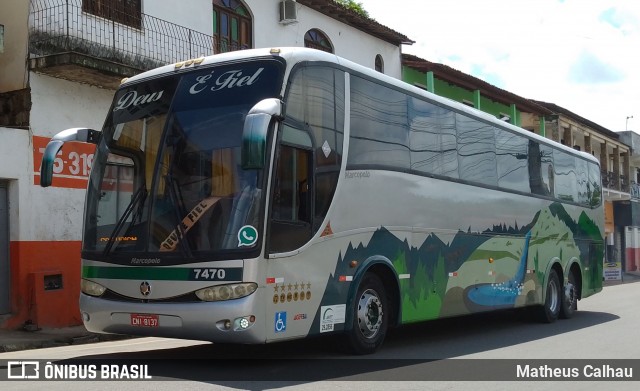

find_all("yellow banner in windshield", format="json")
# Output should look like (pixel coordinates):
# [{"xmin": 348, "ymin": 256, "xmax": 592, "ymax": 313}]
[{"xmin": 159, "ymin": 196, "xmax": 221, "ymax": 252}]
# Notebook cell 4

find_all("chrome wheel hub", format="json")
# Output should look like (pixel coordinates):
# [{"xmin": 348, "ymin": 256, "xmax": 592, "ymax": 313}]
[{"xmin": 357, "ymin": 289, "xmax": 383, "ymax": 339}]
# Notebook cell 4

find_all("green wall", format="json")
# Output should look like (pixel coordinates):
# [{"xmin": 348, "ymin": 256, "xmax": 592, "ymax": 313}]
[{"xmin": 402, "ymin": 65, "xmax": 522, "ymax": 126}]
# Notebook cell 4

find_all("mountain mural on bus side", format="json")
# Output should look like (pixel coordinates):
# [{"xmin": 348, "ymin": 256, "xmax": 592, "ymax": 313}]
[{"xmin": 315, "ymin": 202, "xmax": 603, "ymax": 326}]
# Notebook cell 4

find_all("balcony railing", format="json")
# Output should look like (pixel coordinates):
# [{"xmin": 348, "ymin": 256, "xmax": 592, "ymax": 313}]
[
  {"xmin": 602, "ymin": 171, "xmax": 616, "ymax": 190},
  {"xmin": 631, "ymin": 182, "xmax": 640, "ymax": 199},
  {"xmin": 29, "ymin": 0, "xmax": 215, "ymax": 74},
  {"xmin": 602, "ymin": 170, "xmax": 630, "ymax": 193},
  {"xmin": 621, "ymin": 174, "xmax": 630, "ymax": 193}
]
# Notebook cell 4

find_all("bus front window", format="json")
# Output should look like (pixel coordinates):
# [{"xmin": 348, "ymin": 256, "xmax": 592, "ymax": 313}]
[
  {"xmin": 149, "ymin": 107, "xmax": 262, "ymax": 253},
  {"xmin": 83, "ymin": 59, "xmax": 285, "ymax": 261}
]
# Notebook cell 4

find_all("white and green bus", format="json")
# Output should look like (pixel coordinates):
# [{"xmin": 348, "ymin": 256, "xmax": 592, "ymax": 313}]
[{"xmin": 41, "ymin": 47, "xmax": 604, "ymax": 354}]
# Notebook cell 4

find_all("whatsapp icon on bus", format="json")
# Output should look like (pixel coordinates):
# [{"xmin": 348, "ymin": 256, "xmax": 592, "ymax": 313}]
[{"xmin": 238, "ymin": 225, "xmax": 258, "ymax": 247}]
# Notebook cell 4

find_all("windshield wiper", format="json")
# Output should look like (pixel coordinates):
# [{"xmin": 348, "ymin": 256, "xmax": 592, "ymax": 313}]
[{"xmin": 103, "ymin": 185, "xmax": 147, "ymax": 256}]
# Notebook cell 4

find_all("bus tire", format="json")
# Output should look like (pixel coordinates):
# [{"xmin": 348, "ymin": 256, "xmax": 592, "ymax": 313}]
[
  {"xmin": 533, "ymin": 268, "xmax": 561, "ymax": 323},
  {"xmin": 560, "ymin": 268, "xmax": 578, "ymax": 319},
  {"xmin": 346, "ymin": 273, "xmax": 388, "ymax": 355}
]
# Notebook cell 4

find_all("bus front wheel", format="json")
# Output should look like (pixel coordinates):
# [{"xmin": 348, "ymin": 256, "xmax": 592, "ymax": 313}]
[
  {"xmin": 346, "ymin": 273, "xmax": 389, "ymax": 355},
  {"xmin": 533, "ymin": 268, "xmax": 561, "ymax": 323}
]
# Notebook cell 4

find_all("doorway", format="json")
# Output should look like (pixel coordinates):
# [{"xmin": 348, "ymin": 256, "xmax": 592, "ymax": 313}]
[{"xmin": 0, "ymin": 182, "xmax": 9, "ymax": 314}]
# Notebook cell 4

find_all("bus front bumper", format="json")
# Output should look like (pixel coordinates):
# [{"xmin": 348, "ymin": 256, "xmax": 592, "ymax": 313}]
[{"xmin": 79, "ymin": 292, "xmax": 266, "ymax": 344}]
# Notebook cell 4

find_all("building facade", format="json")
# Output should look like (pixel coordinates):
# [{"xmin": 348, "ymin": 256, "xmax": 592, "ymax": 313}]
[
  {"xmin": 615, "ymin": 131, "xmax": 640, "ymax": 274},
  {"xmin": 0, "ymin": 0, "xmax": 411, "ymax": 329},
  {"xmin": 534, "ymin": 101, "xmax": 632, "ymax": 276}
]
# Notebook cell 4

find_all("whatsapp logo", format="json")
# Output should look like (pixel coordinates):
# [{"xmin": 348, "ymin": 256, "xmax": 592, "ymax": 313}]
[{"xmin": 238, "ymin": 225, "xmax": 258, "ymax": 247}]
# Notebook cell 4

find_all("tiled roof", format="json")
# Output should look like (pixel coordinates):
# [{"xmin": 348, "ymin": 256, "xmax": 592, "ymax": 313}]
[
  {"xmin": 297, "ymin": 0, "xmax": 414, "ymax": 45},
  {"xmin": 531, "ymin": 100, "xmax": 619, "ymax": 140},
  {"xmin": 402, "ymin": 53, "xmax": 553, "ymax": 115}
]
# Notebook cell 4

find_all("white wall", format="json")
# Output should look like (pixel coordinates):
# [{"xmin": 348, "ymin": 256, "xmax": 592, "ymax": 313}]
[
  {"xmin": 29, "ymin": 73, "xmax": 114, "ymax": 137},
  {"xmin": 0, "ymin": 0, "xmax": 29, "ymax": 92},
  {"xmin": 247, "ymin": 0, "xmax": 403, "ymax": 78},
  {"xmin": 26, "ymin": 181, "xmax": 87, "ymax": 241},
  {"xmin": 26, "ymin": 73, "xmax": 115, "ymax": 241},
  {"xmin": 0, "ymin": 125, "xmax": 78, "ymax": 243},
  {"xmin": 22, "ymin": 0, "xmax": 403, "ymax": 83},
  {"xmin": 140, "ymin": 0, "xmax": 404, "ymax": 78},
  {"xmin": 143, "ymin": 0, "xmax": 213, "ymax": 36}
]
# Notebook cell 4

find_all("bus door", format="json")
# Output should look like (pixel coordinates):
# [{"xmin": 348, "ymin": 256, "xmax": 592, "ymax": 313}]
[{"xmin": 268, "ymin": 124, "xmax": 313, "ymax": 253}]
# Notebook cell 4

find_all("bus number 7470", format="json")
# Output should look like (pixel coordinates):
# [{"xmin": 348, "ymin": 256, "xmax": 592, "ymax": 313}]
[{"xmin": 192, "ymin": 268, "xmax": 227, "ymax": 280}]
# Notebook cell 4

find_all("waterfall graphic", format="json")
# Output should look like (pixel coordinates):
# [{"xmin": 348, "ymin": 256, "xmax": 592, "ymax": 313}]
[{"xmin": 464, "ymin": 230, "xmax": 532, "ymax": 310}]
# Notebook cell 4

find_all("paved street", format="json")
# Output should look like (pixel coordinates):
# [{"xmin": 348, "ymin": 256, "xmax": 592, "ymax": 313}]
[{"xmin": 1, "ymin": 278, "xmax": 639, "ymax": 390}]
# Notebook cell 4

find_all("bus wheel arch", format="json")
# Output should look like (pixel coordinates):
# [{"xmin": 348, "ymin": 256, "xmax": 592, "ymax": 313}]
[
  {"xmin": 344, "ymin": 258, "xmax": 400, "ymax": 354},
  {"xmin": 560, "ymin": 260, "xmax": 581, "ymax": 319}
]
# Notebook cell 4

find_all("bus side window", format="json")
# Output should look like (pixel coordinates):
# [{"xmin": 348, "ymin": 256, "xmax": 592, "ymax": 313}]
[{"xmin": 528, "ymin": 141, "xmax": 554, "ymax": 196}]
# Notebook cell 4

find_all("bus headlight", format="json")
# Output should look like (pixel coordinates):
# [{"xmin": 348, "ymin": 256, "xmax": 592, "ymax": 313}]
[
  {"xmin": 195, "ymin": 283, "xmax": 258, "ymax": 302},
  {"xmin": 81, "ymin": 279, "xmax": 107, "ymax": 297}
]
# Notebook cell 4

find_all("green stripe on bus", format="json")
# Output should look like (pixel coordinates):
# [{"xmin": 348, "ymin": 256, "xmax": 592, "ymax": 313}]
[{"xmin": 82, "ymin": 266, "xmax": 191, "ymax": 281}]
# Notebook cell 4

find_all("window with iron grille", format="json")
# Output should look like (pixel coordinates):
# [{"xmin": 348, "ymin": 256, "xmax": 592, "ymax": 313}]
[{"xmin": 82, "ymin": 0, "xmax": 142, "ymax": 29}]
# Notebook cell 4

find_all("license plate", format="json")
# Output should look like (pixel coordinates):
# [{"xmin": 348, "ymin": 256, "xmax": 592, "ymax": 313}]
[{"xmin": 130, "ymin": 314, "xmax": 159, "ymax": 327}]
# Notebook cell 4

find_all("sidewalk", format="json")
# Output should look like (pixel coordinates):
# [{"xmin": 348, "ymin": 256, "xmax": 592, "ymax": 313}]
[
  {"xmin": 604, "ymin": 271, "xmax": 640, "ymax": 286},
  {"xmin": 0, "ymin": 325, "xmax": 132, "ymax": 353}
]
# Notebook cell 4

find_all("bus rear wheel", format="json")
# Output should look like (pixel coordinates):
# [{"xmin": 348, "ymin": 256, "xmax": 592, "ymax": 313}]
[
  {"xmin": 346, "ymin": 273, "xmax": 388, "ymax": 355},
  {"xmin": 560, "ymin": 269, "xmax": 578, "ymax": 319},
  {"xmin": 532, "ymin": 268, "xmax": 561, "ymax": 323}
]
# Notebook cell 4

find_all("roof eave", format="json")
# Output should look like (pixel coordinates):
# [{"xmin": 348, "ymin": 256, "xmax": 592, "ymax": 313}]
[
  {"xmin": 403, "ymin": 55, "xmax": 553, "ymax": 115},
  {"xmin": 297, "ymin": 0, "xmax": 413, "ymax": 46}
]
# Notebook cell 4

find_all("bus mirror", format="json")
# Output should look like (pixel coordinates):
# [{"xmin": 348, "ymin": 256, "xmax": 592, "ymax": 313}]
[
  {"xmin": 40, "ymin": 128, "xmax": 101, "ymax": 187},
  {"xmin": 242, "ymin": 99, "xmax": 283, "ymax": 169}
]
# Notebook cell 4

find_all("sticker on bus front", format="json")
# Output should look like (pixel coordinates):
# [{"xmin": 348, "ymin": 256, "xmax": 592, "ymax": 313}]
[
  {"xmin": 238, "ymin": 225, "xmax": 258, "ymax": 247},
  {"xmin": 274, "ymin": 311, "xmax": 287, "ymax": 333},
  {"xmin": 320, "ymin": 305, "xmax": 345, "ymax": 333}
]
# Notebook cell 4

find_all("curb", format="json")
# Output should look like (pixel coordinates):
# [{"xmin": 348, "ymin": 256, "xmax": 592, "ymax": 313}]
[{"xmin": 0, "ymin": 333, "xmax": 134, "ymax": 353}]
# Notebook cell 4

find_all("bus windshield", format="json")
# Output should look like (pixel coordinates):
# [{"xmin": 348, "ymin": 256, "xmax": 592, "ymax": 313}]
[{"xmin": 83, "ymin": 59, "xmax": 284, "ymax": 261}]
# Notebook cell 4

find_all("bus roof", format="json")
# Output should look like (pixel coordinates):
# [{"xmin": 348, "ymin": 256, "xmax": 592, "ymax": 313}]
[{"xmin": 120, "ymin": 47, "xmax": 599, "ymax": 166}]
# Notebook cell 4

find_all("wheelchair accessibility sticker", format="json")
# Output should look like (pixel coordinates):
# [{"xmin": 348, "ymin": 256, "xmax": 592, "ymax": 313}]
[
  {"xmin": 274, "ymin": 311, "xmax": 287, "ymax": 333},
  {"xmin": 238, "ymin": 225, "xmax": 258, "ymax": 247}
]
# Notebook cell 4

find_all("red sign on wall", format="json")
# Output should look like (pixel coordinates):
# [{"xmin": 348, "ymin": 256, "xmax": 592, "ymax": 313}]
[{"xmin": 33, "ymin": 135, "xmax": 97, "ymax": 189}]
